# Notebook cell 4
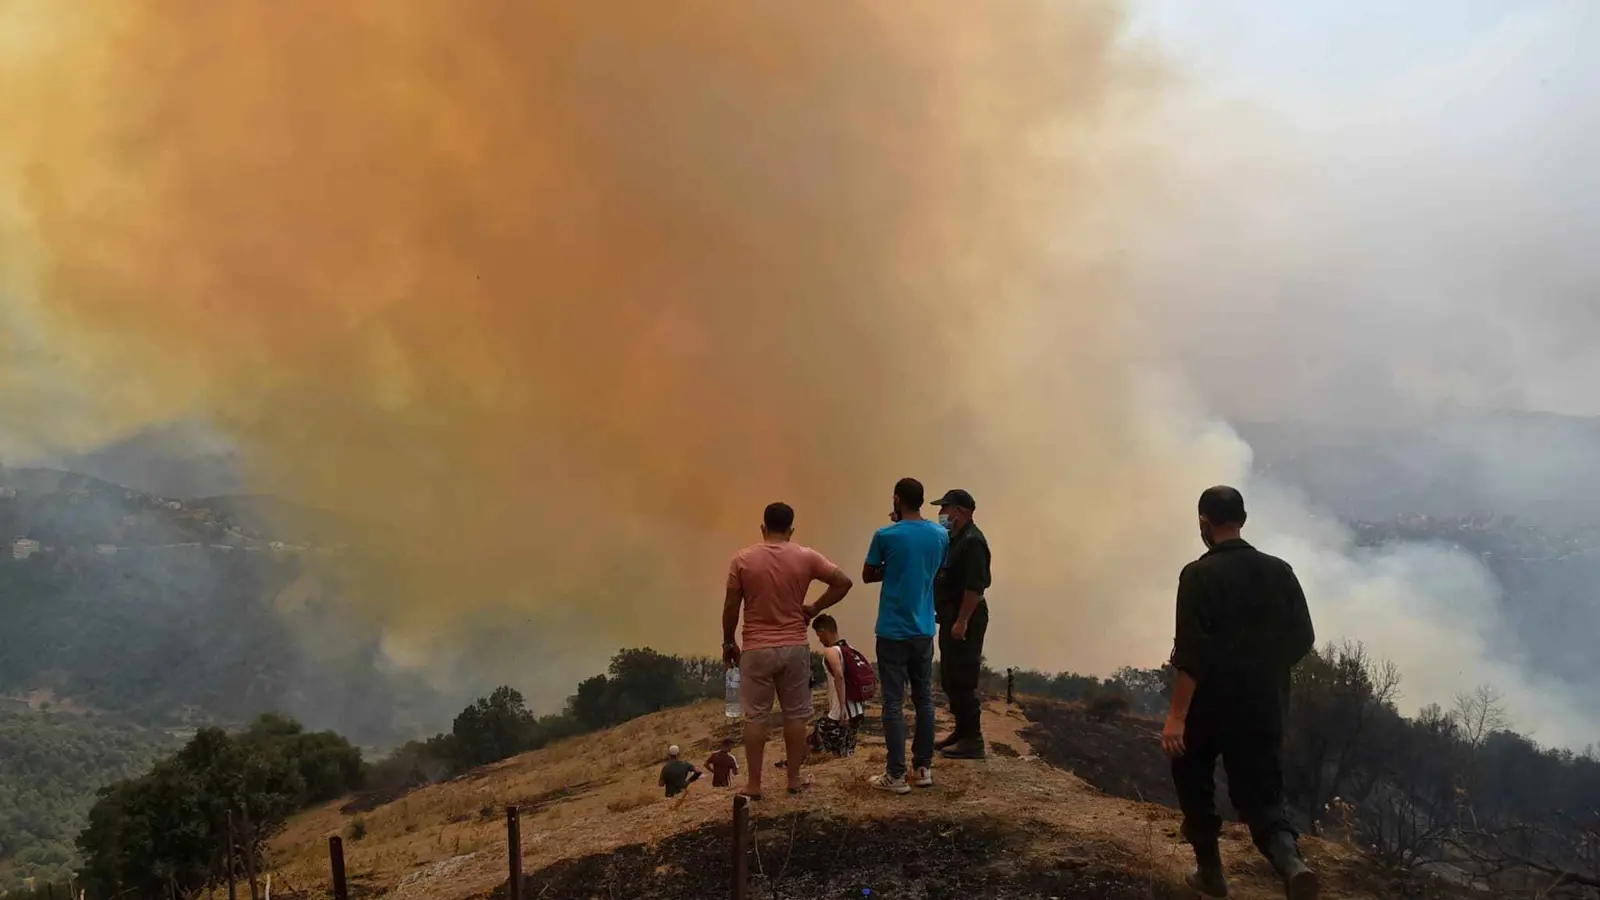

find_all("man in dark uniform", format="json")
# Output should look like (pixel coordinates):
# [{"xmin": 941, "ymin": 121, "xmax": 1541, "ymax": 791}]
[
  {"xmin": 931, "ymin": 488, "xmax": 991, "ymax": 760},
  {"xmin": 1163, "ymin": 486, "xmax": 1318, "ymax": 900}
]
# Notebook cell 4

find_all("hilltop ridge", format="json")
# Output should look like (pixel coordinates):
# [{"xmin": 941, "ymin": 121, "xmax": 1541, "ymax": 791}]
[{"xmin": 264, "ymin": 699, "xmax": 1440, "ymax": 900}]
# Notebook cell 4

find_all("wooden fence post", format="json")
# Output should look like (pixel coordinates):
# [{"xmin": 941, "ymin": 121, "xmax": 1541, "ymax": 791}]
[
  {"xmin": 328, "ymin": 836, "xmax": 349, "ymax": 900},
  {"xmin": 506, "ymin": 806, "xmax": 522, "ymax": 900},
  {"xmin": 226, "ymin": 809, "xmax": 238, "ymax": 900},
  {"xmin": 731, "ymin": 794, "xmax": 750, "ymax": 900},
  {"xmin": 240, "ymin": 804, "xmax": 260, "ymax": 900}
]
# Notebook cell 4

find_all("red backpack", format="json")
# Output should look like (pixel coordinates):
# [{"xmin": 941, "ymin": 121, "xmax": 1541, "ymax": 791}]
[{"xmin": 836, "ymin": 640, "xmax": 877, "ymax": 704}]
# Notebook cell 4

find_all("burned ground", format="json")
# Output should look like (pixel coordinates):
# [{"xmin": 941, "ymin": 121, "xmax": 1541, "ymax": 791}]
[
  {"xmin": 503, "ymin": 812, "xmax": 1177, "ymax": 900},
  {"xmin": 1019, "ymin": 699, "xmax": 1236, "ymax": 818},
  {"xmin": 1016, "ymin": 700, "xmax": 1472, "ymax": 900}
]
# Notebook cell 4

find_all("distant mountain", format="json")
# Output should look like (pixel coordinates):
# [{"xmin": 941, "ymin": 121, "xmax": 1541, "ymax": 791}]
[
  {"xmin": 0, "ymin": 465, "xmax": 226, "ymax": 547},
  {"xmin": 28, "ymin": 421, "xmax": 243, "ymax": 499},
  {"xmin": 1234, "ymin": 409, "xmax": 1600, "ymax": 717},
  {"xmin": 189, "ymin": 493, "xmax": 367, "ymax": 547},
  {"xmin": 1235, "ymin": 409, "xmax": 1600, "ymax": 530},
  {"xmin": 0, "ymin": 466, "xmax": 458, "ymax": 887},
  {"xmin": 0, "ymin": 467, "xmax": 451, "ymax": 742}
]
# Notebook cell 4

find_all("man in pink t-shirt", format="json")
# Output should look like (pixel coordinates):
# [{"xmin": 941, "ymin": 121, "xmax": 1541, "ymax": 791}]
[{"xmin": 723, "ymin": 502, "xmax": 853, "ymax": 798}]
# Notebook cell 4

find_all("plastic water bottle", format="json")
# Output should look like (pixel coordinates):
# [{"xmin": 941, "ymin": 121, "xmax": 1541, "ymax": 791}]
[{"xmin": 724, "ymin": 667, "xmax": 742, "ymax": 718}]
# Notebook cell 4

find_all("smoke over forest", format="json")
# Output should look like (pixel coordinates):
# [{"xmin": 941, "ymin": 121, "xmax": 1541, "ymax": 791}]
[{"xmin": 1, "ymin": 1, "xmax": 1594, "ymax": 743}]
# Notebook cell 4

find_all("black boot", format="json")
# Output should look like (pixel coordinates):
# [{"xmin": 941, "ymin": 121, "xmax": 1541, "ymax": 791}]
[
  {"xmin": 1184, "ymin": 839, "xmax": 1229, "ymax": 898},
  {"xmin": 938, "ymin": 692, "xmax": 974, "ymax": 750},
  {"xmin": 1264, "ymin": 832, "xmax": 1318, "ymax": 900},
  {"xmin": 1185, "ymin": 868, "xmax": 1229, "ymax": 898},
  {"xmin": 940, "ymin": 737, "xmax": 986, "ymax": 759}
]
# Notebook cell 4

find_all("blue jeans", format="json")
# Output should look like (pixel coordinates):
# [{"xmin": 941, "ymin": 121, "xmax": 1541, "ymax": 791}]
[{"xmin": 876, "ymin": 636, "xmax": 935, "ymax": 779}]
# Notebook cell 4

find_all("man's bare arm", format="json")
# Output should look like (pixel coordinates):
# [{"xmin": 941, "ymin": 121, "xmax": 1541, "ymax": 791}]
[
  {"xmin": 1167, "ymin": 669, "xmax": 1197, "ymax": 722},
  {"xmin": 722, "ymin": 586, "xmax": 743, "ymax": 666},
  {"xmin": 1163, "ymin": 668, "xmax": 1197, "ymax": 758},
  {"xmin": 862, "ymin": 563, "xmax": 884, "ymax": 584},
  {"xmin": 1163, "ymin": 566, "xmax": 1208, "ymax": 759},
  {"xmin": 808, "ymin": 567, "xmax": 854, "ymax": 617}
]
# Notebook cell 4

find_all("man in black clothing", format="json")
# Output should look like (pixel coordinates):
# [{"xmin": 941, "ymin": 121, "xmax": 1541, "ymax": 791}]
[
  {"xmin": 931, "ymin": 488, "xmax": 991, "ymax": 760},
  {"xmin": 1164, "ymin": 486, "xmax": 1318, "ymax": 900}
]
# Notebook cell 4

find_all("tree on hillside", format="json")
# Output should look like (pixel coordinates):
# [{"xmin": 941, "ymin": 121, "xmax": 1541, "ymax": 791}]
[
  {"xmin": 569, "ymin": 674, "xmax": 615, "ymax": 731},
  {"xmin": 1454, "ymin": 685, "xmax": 1510, "ymax": 752},
  {"xmin": 75, "ymin": 716, "xmax": 361, "ymax": 900},
  {"xmin": 607, "ymin": 648, "xmax": 695, "ymax": 717},
  {"xmin": 451, "ymin": 687, "xmax": 537, "ymax": 770},
  {"xmin": 1283, "ymin": 641, "xmax": 1401, "ymax": 834},
  {"xmin": 566, "ymin": 649, "xmax": 723, "ymax": 731},
  {"xmin": 1345, "ymin": 701, "xmax": 1462, "ymax": 866},
  {"xmin": 1108, "ymin": 665, "xmax": 1175, "ymax": 716}
]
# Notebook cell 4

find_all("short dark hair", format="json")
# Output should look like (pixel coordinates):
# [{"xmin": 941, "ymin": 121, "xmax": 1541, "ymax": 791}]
[
  {"xmin": 811, "ymin": 613, "xmax": 838, "ymax": 633},
  {"xmin": 893, "ymin": 477, "xmax": 924, "ymax": 509},
  {"xmin": 763, "ymin": 502, "xmax": 795, "ymax": 532},
  {"xmin": 1198, "ymin": 485, "xmax": 1247, "ymax": 526}
]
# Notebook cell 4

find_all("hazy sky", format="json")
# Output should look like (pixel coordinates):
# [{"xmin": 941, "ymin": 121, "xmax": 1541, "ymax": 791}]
[
  {"xmin": 2, "ymin": 2, "xmax": 1596, "ymax": 738},
  {"xmin": 1128, "ymin": 0, "xmax": 1600, "ymax": 420}
]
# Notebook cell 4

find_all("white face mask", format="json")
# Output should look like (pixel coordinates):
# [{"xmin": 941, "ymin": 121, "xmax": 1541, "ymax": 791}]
[{"xmin": 938, "ymin": 513, "xmax": 952, "ymax": 529}]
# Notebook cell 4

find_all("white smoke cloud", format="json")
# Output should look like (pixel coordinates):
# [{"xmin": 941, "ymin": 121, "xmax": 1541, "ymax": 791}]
[
  {"xmin": 1241, "ymin": 478, "xmax": 1588, "ymax": 747},
  {"xmin": 1096, "ymin": 0, "xmax": 1600, "ymax": 748}
]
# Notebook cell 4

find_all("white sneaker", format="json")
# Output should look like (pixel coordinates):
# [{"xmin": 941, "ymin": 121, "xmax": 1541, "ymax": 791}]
[
  {"xmin": 913, "ymin": 767, "xmax": 934, "ymax": 788},
  {"xmin": 869, "ymin": 773, "xmax": 912, "ymax": 795}
]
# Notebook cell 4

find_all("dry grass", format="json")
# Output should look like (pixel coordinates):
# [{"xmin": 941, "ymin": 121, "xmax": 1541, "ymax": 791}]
[
  {"xmin": 606, "ymin": 790, "xmax": 661, "ymax": 814},
  {"xmin": 263, "ymin": 697, "xmax": 1398, "ymax": 900}
]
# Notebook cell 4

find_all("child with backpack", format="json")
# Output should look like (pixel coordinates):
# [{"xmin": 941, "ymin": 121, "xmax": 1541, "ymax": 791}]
[{"xmin": 812, "ymin": 614, "xmax": 873, "ymax": 757}]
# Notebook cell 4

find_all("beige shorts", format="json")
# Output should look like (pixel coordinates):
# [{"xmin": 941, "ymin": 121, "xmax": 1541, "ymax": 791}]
[{"xmin": 740, "ymin": 645, "xmax": 813, "ymax": 720}]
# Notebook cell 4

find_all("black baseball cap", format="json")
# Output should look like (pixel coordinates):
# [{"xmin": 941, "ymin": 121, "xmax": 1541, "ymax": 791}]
[{"xmin": 931, "ymin": 489, "xmax": 976, "ymax": 511}]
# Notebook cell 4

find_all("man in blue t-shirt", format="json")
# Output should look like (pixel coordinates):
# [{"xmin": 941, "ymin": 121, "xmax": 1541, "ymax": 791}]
[{"xmin": 862, "ymin": 477, "xmax": 949, "ymax": 794}]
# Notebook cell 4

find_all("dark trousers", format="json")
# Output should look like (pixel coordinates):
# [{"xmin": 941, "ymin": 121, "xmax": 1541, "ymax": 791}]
[
  {"xmin": 1170, "ymin": 670, "xmax": 1296, "ymax": 860},
  {"xmin": 877, "ymin": 636, "xmax": 935, "ymax": 779},
  {"xmin": 937, "ymin": 600, "xmax": 988, "ymax": 740}
]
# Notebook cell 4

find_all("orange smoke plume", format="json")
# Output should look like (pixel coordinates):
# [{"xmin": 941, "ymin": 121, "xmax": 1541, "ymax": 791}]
[{"xmin": 0, "ymin": 2, "xmax": 1207, "ymax": 698}]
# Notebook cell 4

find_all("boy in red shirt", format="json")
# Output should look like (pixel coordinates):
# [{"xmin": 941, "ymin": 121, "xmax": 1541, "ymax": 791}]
[{"xmin": 706, "ymin": 739, "xmax": 741, "ymax": 787}]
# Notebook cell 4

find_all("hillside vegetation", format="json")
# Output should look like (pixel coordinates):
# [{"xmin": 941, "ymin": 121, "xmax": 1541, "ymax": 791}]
[
  {"xmin": 0, "ymin": 712, "xmax": 176, "ymax": 887},
  {"xmin": 46, "ymin": 649, "xmax": 726, "ymax": 898}
]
